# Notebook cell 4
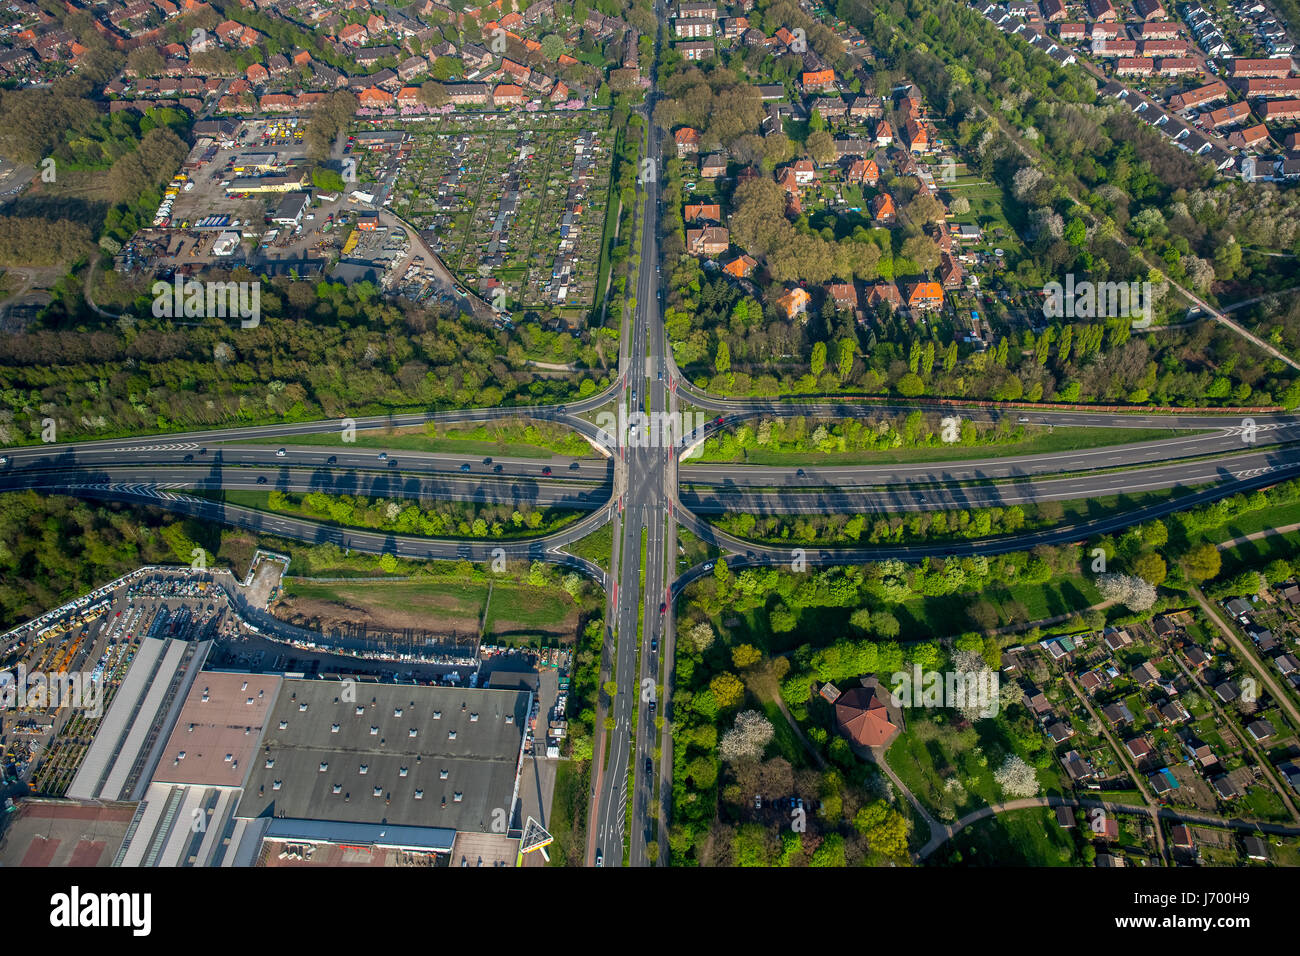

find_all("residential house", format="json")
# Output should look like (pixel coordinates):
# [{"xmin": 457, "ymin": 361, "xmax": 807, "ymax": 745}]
[
  {"xmin": 685, "ymin": 226, "xmax": 729, "ymax": 256},
  {"xmin": 776, "ymin": 286, "xmax": 812, "ymax": 320},
  {"xmin": 904, "ymin": 280, "xmax": 943, "ymax": 311}
]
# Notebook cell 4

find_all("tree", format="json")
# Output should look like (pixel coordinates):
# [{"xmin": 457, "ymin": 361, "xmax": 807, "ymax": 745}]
[
  {"xmin": 810, "ymin": 341, "xmax": 827, "ymax": 377},
  {"xmin": 731, "ymin": 644, "xmax": 762, "ymax": 668},
  {"xmin": 853, "ymin": 800, "xmax": 911, "ymax": 858},
  {"xmin": 1096, "ymin": 572, "xmax": 1157, "ymax": 611},
  {"xmin": 1183, "ymin": 542, "xmax": 1222, "ymax": 583},
  {"xmin": 541, "ymin": 34, "xmax": 566, "ymax": 60},
  {"xmin": 710, "ymin": 672, "xmax": 745, "ymax": 710},
  {"xmin": 836, "ymin": 338, "xmax": 854, "ymax": 379},
  {"xmin": 805, "ymin": 129, "xmax": 836, "ymax": 165},
  {"xmin": 900, "ymin": 234, "xmax": 940, "ymax": 272},
  {"xmin": 714, "ymin": 340, "xmax": 731, "ymax": 375},
  {"xmin": 719, "ymin": 710, "xmax": 775, "ymax": 761},
  {"xmin": 418, "ymin": 81, "xmax": 449, "ymax": 107},
  {"xmin": 685, "ymin": 621, "xmax": 716, "ymax": 654},
  {"xmin": 1132, "ymin": 551, "xmax": 1167, "ymax": 587},
  {"xmin": 993, "ymin": 754, "xmax": 1039, "ymax": 797},
  {"xmin": 896, "ymin": 372, "xmax": 925, "ymax": 397}
]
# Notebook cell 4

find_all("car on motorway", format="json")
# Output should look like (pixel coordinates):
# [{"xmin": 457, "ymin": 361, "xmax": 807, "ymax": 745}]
[
  {"xmin": 275, "ymin": 448, "xmax": 286, "ymax": 457},
  {"xmin": 0, "ymin": 456, "xmax": 7, "ymax": 466},
  {"xmin": 651, "ymin": 637, "xmax": 658, "ymax": 652},
  {"xmin": 493, "ymin": 464, "xmax": 504, "ymax": 474},
  {"xmin": 569, "ymin": 461, "xmax": 581, "ymax": 470},
  {"xmin": 378, "ymin": 452, "xmax": 388, "ymax": 461},
  {"xmin": 595, "ymin": 849, "xmax": 603, "ymax": 866},
  {"xmin": 199, "ymin": 448, "xmax": 207, "ymax": 455},
  {"xmin": 183, "ymin": 454, "xmax": 193, "ymax": 462},
  {"xmin": 715, "ymin": 416, "xmax": 724, "ymax": 425},
  {"xmin": 256, "ymin": 475, "xmax": 267, "ymax": 484},
  {"xmin": 542, "ymin": 466, "xmax": 552, "ymax": 476},
  {"xmin": 1017, "ymin": 416, "xmax": 1029, "ymax": 423},
  {"xmin": 631, "ymin": 390, "xmax": 637, "ymax": 402},
  {"xmin": 460, "ymin": 463, "xmax": 471, "ymax": 473},
  {"xmin": 917, "ymin": 494, "xmax": 926, "ymax": 503},
  {"xmin": 659, "ymin": 602, "xmax": 666, "ymax": 614},
  {"xmin": 646, "ymin": 757, "xmax": 653, "ymax": 775},
  {"xmin": 483, "ymin": 457, "xmax": 493, "ymax": 465},
  {"xmin": 326, "ymin": 456, "xmax": 337, "ymax": 465},
  {"xmin": 796, "ymin": 468, "xmax": 806, "ymax": 478}
]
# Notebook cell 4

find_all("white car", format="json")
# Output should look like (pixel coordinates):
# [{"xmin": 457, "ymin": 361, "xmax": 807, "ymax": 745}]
[{"xmin": 275, "ymin": 448, "xmax": 287, "ymax": 458}]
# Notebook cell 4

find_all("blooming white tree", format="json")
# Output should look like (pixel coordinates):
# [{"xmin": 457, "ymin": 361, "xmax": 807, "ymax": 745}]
[
  {"xmin": 994, "ymin": 754, "xmax": 1040, "ymax": 798},
  {"xmin": 1096, "ymin": 572, "xmax": 1157, "ymax": 611},
  {"xmin": 684, "ymin": 621, "xmax": 715, "ymax": 654},
  {"xmin": 719, "ymin": 710, "xmax": 775, "ymax": 763}
]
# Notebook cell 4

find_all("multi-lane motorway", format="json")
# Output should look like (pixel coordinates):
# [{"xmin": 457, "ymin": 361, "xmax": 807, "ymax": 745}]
[{"xmin": 9, "ymin": 45, "xmax": 1300, "ymax": 869}]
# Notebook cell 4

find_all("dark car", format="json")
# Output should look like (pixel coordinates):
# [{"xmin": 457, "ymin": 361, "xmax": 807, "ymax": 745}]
[
  {"xmin": 460, "ymin": 463, "xmax": 471, "ymax": 473},
  {"xmin": 256, "ymin": 475, "xmax": 267, "ymax": 484},
  {"xmin": 645, "ymin": 757, "xmax": 653, "ymax": 775},
  {"xmin": 183, "ymin": 454, "xmax": 193, "ymax": 462},
  {"xmin": 796, "ymin": 468, "xmax": 806, "ymax": 478},
  {"xmin": 326, "ymin": 456, "xmax": 337, "ymax": 465},
  {"xmin": 569, "ymin": 461, "xmax": 581, "ymax": 470},
  {"xmin": 493, "ymin": 464, "xmax": 504, "ymax": 474},
  {"xmin": 542, "ymin": 466, "xmax": 552, "ymax": 476},
  {"xmin": 483, "ymin": 457, "xmax": 493, "ymax": 465},
  {"xmin": 659, "ymin": 602, "xmax": 666, "ymax": 614},
  {"xmin": 651, "ymin": 637, "xmax": 658, "ymax": 652}
]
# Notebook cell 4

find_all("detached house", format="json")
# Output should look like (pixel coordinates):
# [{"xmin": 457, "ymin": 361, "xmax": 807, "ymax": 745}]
[{"xmin": 776, "ymin": 286, "xmax": 812, "ymax": 320}]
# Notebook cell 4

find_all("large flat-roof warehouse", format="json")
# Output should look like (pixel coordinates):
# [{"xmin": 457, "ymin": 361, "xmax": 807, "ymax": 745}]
[{"xmin": 236, "ymin": 679, "xmax": 532, "ymax": 838}]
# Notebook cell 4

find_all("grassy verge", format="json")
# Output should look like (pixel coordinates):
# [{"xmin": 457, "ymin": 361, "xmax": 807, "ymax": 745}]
[
  {"xmin": 566, "ymin": 523, "xmax": 615, "ymax": 573},
  {"xmin": 205, "ymin": 489, "xmax": 584, "ymax": 540},
  {"xmin": 232, "ymin": 421, "xmax": 594, "ymax": 459},
  {"xmin": 688, "ymin": 426, "xmax": 1201, "ymax": 468}
]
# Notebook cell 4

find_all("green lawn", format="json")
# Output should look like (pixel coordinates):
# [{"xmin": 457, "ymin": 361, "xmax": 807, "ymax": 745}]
[{"xmin": 935, "ymin": 806, "xmax": 1082, "ymax": 866}]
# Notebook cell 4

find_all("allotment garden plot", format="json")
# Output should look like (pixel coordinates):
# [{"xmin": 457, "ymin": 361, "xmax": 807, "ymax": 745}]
[{"xmin": 356, "ymin": 114, "xmax": 612, "ymax": 317}]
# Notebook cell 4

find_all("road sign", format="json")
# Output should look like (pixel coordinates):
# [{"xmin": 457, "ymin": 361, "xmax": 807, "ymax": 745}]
[{"xmin": 520, "ymin": 816, "xmax": 553, "ymax": 855}]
